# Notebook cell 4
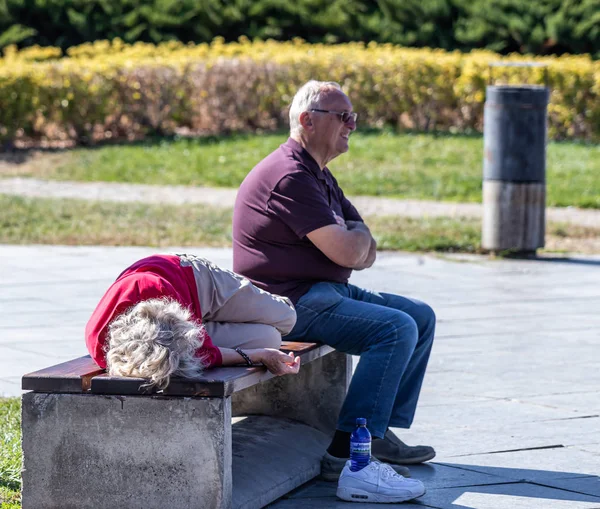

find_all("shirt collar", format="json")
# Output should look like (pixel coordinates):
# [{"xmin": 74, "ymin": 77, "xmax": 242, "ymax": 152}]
[{"xmin": 283, "ymin": 138, "xmax": 328, "ymax": 182}]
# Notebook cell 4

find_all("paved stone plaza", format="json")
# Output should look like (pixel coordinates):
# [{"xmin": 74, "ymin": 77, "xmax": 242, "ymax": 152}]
[{"xmin": 1, "ymin": 245, "xmax": 599, "ymax": 508}]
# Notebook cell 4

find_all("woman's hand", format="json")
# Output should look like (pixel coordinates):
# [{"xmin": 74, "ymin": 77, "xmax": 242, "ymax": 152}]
[
  {"xmin": 219, "ymin": 347, "xmax": 301, "ymax": 376},
  {"xmin": 257, "ymin": 349, "xmax": 301, "ymax": 376}
]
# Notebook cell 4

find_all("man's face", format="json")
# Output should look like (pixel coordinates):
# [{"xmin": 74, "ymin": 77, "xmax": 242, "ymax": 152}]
[{"xmin": 309, "ymin": 90, "xmax": 356, "ymax": 162}]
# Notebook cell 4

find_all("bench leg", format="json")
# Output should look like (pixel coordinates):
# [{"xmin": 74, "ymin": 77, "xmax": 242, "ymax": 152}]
[
  {"xmin": 22, "ymin": 392, "xmax": 232, "ymax": 509},
  {"xmin": 231, "ymin": 350, "xmax": 351, "ymax": 435}
]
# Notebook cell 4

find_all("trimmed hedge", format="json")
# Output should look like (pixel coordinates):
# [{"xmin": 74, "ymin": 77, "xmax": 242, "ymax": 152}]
[{"xmin": 1, "ymin": 39, "xmax": 598, "ymax": 146}]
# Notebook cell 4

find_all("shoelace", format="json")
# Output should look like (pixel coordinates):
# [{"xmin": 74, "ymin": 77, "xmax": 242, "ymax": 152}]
[{"xmin": 371, "ymin": 460, "xmax": 404, "ymax": 480}]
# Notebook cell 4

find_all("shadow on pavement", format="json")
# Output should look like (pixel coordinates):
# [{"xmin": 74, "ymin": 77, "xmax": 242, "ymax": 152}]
[
  {"xmin": 503, "ymin": 255, "xmax": 600, "ymax": 267},
  {"xmin": 280, "ymin": 463, "xmax": 600, "ymax": 508},
  {"xmin": 417, "ymin": 462, "xmax": 600, "ymax": 509}
]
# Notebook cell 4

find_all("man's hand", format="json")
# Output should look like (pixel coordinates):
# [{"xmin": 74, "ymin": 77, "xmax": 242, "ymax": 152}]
[
  {"xmin": 258, "ymin": 349, "xmax": 301, "ymax": 376},
  {"xmin": 345, "ymin": 221, "xmax": 376, "ymax": 269},
  {"xmin": 354, "ymin": 237, "xmax": 377, "ymax": 270},
  {"xmin": 346, "ymin": 220, "xmax": 370, "ymax": 232},
  {"xmin": 333, "ymin": 212, "xmax": 347, "ymax": 229}
]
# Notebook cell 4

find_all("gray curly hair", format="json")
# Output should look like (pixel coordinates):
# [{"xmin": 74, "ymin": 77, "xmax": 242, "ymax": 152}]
[
  {"xmin": 289, "ymin": 80, "xmax": 342, "ymax": 138},
  {"xmin": 105, "ymin": 298, "xmax": 206, "ymax": 390}
]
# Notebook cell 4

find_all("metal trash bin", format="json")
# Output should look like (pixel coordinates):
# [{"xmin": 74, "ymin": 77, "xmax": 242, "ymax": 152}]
[{"xmin": 482, "ymin": 70, "xmax": 550, "ymax": 254}]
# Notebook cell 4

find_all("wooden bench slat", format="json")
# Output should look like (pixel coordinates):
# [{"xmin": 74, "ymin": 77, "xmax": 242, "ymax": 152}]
[
  {"xmin": 90, "ymin": 344, "xmax": 334, "ymax": 397},
  {"xmin": 22, "ymin": 355, "xmax": 104, "ymax": 393},
  {"xmin": 22, "ymin": 342, "xmax": 330, "ymax": 397},
  {"xmin": 90, "ymin": 366, "xmax": 265, "ymax": 397},
  {"xmin": 280, "ymin": 341, "xmax": 320, "ymax": 354}
]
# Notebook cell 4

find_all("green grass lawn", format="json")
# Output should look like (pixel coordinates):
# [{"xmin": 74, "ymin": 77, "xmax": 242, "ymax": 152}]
[
  {"xmin": 2, "ymin": 195, "xmax": 597, "ymax": 253},
  {"xmin": 6, "ymin": 131, "xmax": 599, "ymax": 208},
  {"xmin": 0, "ymin": 398, "xmax": 20, "ymax": 509}
]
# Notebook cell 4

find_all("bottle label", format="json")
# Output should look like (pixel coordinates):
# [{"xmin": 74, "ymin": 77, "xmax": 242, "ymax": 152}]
[{"xmin": 350, "ymin": 442, "xmax": 371, "ymax": 455}]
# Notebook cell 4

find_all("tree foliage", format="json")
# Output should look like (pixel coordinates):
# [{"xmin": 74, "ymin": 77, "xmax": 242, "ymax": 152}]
[{"xmin": 0, "ymin": 0, "xmax": 598, "ymax": 56}]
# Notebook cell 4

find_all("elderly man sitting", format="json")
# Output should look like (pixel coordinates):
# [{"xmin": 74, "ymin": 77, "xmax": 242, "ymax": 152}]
[{"xmin": 232, "ymin": 80, "xmax": 435, "ymax": 502}]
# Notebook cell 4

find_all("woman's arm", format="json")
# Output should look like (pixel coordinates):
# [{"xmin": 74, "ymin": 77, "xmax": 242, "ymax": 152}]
[{"xmin": 219, "ymin": 347, "xmax": 301, "ymax": 376}]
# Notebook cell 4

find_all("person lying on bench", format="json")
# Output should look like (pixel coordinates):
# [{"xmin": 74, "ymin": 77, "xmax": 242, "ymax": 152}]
[{"xmin": 85, "ymin": 253, "xmax": 300, "ymax": 389}]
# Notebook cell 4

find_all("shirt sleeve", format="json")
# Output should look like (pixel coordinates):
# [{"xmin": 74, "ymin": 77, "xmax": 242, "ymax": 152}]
[
  {"xmin": 267, "ymin": 170, "xmax": 338, "ymax": 238},
  {"xmin": 196, "ymin": 333, "xmax": 222, "ymax": 367}
]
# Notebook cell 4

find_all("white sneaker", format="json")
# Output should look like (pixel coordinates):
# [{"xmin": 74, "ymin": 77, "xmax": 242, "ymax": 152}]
[{"xmin": 336, "ymin": 460, "xmax": 426, "ymax": 503}]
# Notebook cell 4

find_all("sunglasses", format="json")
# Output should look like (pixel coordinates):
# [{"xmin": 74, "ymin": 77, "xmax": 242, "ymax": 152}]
[{"xmin": 310, "ymin": 109, "xmax": 358, "ymax": 124}]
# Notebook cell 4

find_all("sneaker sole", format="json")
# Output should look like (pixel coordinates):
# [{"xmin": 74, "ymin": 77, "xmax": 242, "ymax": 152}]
[{"xmin": 336, "ymin": 486, "xmax": 425, "ymax": 503}]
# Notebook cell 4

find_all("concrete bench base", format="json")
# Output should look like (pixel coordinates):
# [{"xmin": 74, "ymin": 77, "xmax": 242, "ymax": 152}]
[
  {"xmin": 22, "ymin": 395, "xmax": 331, "ymax": 509},
  {"xmin": 22, "ymin": 350, "xmax": 350, "ymax": 509}
]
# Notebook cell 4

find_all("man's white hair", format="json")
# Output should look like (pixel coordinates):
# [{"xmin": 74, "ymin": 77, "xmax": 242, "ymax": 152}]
[
  {"xmin": 105, "ymin": 298, "xmax": 206, "ymax": 390},
  {"xmin": 289, "ymin": 80, "xmax": 342, "ymax": 137}
]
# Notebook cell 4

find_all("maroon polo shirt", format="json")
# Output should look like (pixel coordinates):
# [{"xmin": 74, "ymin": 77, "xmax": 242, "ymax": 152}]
[{"xmin": 233, "ymin": 138, "xmax": 363, "ymax": 304}]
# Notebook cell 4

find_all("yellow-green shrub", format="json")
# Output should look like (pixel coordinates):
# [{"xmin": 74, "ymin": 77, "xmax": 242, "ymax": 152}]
[{"xmin": 1, "ymin": 39, "xmax": 598, "ymax": 145}]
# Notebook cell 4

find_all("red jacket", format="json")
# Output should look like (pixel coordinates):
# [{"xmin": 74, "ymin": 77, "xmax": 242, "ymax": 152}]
[{"xmin": 85, "ymin": 255, "xmax": 222, "ymax": 369}]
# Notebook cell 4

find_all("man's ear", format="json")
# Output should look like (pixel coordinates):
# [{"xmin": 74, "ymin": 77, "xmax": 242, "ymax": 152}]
[{"xmin": 299, "ymin": 111, "xmax": 313, "ymax": 130}]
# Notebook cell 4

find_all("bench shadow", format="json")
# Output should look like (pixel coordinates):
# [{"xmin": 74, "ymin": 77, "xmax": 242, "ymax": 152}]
[
  {"xmin": 500, "ymin": 253, "xmax": 600, "ymax": 267},
  {"xmin": 281, "ymin": 462, "xmax": 600, "ymax": 508},
  {"xmin": 526, "ymin": 256, "xmax": 600, "ymax": 268},
  {"xmin": 417, "ymin": 462, "xmax": 600, "ymax": 508}
]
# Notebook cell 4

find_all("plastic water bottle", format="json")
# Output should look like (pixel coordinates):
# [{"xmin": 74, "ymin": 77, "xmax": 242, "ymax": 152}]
[{"xmin": 350, "ymin": 417, "xmax": 371, "ymax": 471}]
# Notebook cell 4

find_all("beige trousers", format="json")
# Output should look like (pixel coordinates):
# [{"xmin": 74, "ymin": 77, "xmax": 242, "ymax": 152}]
[{"xmin": 178, "ymin": 254, "xmax": 296, "ymax": 350}]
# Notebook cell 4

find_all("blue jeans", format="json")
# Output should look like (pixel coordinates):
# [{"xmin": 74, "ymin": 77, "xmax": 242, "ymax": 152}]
[{"xmin": 286, "ymin": 282, "xmax": 436, "ymax": 438}]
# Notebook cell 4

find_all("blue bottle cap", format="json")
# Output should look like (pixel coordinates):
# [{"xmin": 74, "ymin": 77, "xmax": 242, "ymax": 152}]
[{"xmin": 356, "ymin": 417, "xmax": 367, "ymax": 426}]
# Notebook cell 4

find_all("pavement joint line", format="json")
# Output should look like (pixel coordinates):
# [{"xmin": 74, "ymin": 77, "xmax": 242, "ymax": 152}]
[
  {"xmin": 537, "ymin": 415, "xmax": 600, "ymax": 422},
  {"xmin": 434, "ymin": 463, "xmax": 526, "ymax": 478},
  {"xmin": 428, "ymin": 480, "xmax": 531, "ymax": 491},
  {"xmin": 448, "ymin": 445, "xmax": 565, "ymax": 458},
  {"xmin": 505, "ymin": 400, "xmax": 594, "ymax": 411},
  {"xmin": 528, "ymin": 480, "xmax": 600, "ymax": 500}
]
